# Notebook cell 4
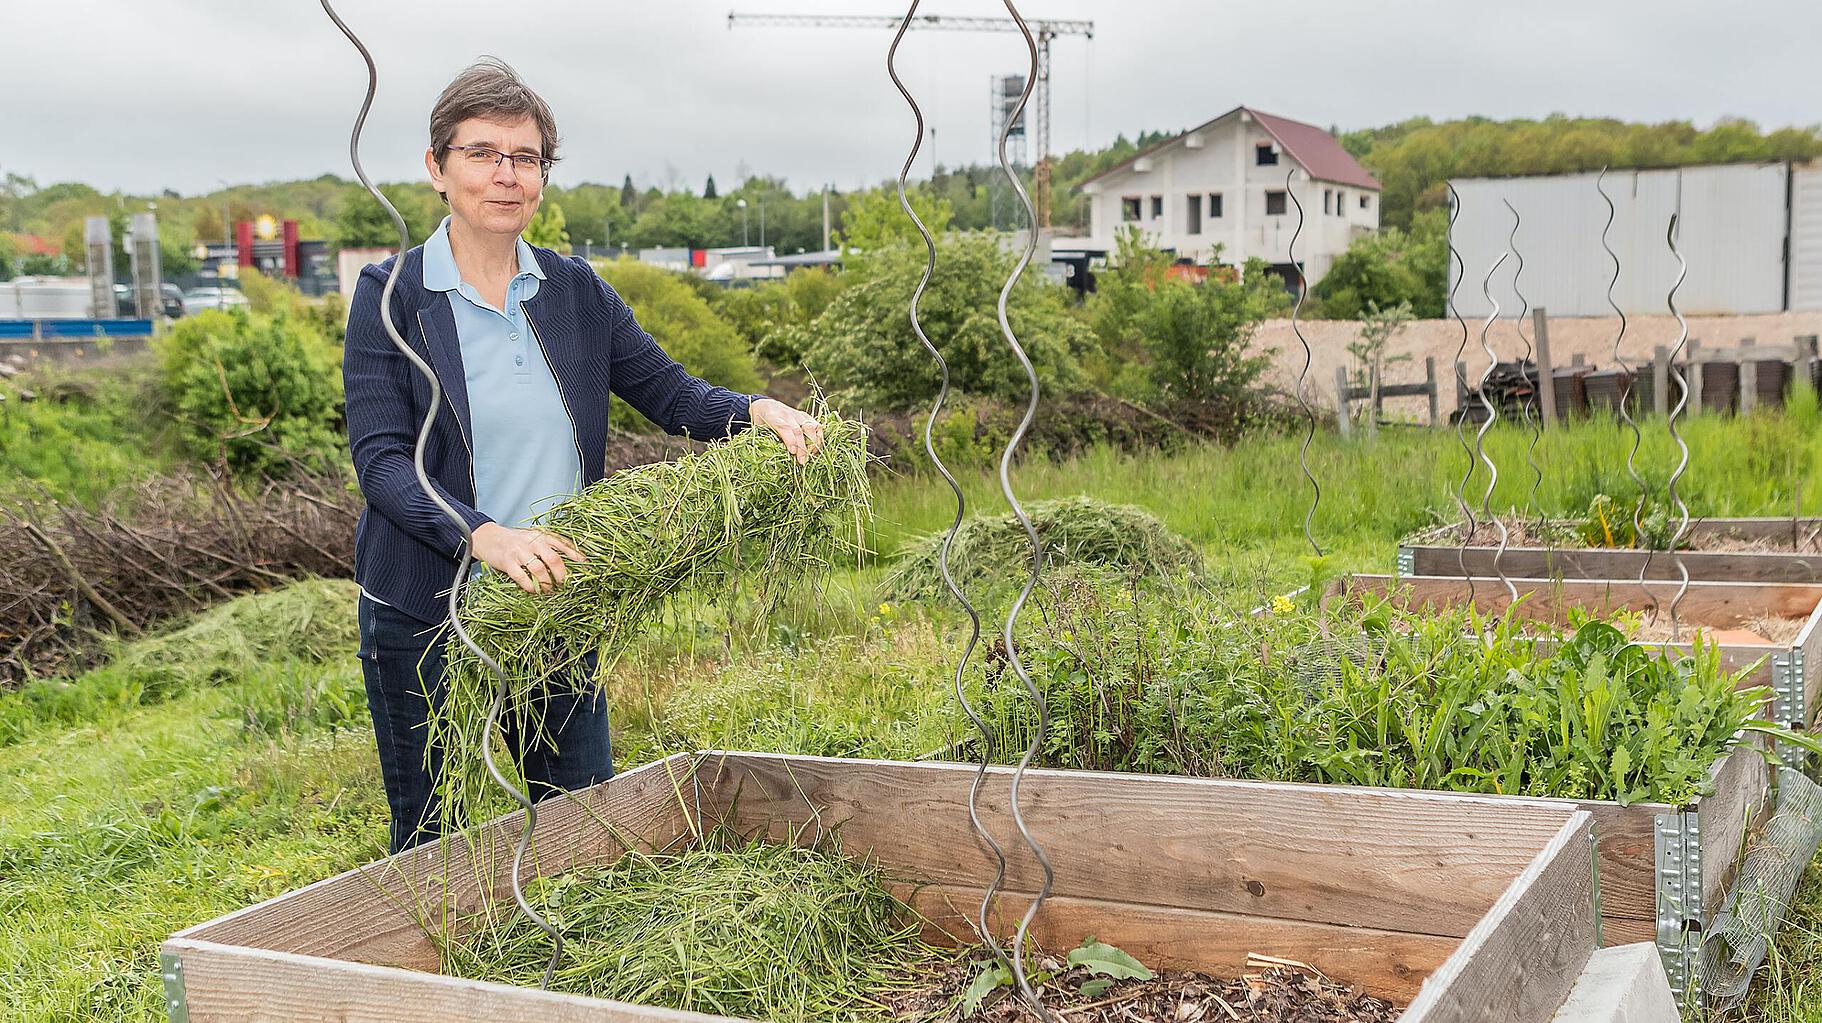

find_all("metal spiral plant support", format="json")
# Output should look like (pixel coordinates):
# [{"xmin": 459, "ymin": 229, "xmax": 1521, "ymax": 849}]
[
  {"xmin": 1476, "ymin": 250, "xmax": 1518, "ymax": 604},
  {"xmin": 1665, "ymin": 215, "xmax": 1694, "ymax": 638},
  {"xmin": 1502, "ymin": 200, "xmax": 1544, "ymax": 532},
  {"xmin": 994, "ymin": 4, "xmax": 1058, "ymax": 1018},
  {"xmin": 1597, "ymin": 167, "xmax": 1659, "ymax": 615},
  {"xmin": 886, "ymin": 0, "xmax": 1010, "ymax": 972},
  {"xmin": 318, "ymin": 0, "xmax": 562, "ymax": 989},
  {"xmin": 1445, "ymin": 184, "xmax": 1478, "ymax": 602},
  {"xmin": 1286, "ymin": 169, "xmax": 1322, "ymax": 558}
]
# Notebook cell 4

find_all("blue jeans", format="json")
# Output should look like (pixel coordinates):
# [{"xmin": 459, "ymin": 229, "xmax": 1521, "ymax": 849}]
[{"xmin": 356, "ymin": 593, "xmax": 614, "ymax": 854}]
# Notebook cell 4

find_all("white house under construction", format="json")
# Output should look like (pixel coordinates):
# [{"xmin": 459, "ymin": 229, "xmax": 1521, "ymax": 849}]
[{"xmin": 1062, "ymin": 106, "xmax": 1381, "ymax": 285}]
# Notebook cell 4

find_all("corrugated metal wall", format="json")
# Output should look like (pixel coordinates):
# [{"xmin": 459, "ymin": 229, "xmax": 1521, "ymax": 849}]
[
  {"xmin": 1448, "ymin": 163, "xmax": 1790, "ymax": 318},
  {"xmin": 1790, "ymin": 163, "xmax": 1822, "ymax": 311}
]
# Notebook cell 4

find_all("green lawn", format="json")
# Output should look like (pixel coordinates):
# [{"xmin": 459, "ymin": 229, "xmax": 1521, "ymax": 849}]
[{"xmin": 5, "ymin": 407, "xmax": 1822, "ymax": 1020}]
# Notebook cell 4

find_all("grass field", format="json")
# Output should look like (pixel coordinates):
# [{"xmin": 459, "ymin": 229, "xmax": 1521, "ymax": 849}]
[{"xmin": 5, "ymin": 407, "xmax": 1822, "ymax": 1020}]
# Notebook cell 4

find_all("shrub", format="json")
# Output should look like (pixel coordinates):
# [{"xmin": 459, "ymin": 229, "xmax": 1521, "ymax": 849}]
[
  {"xmin": 788, "ymin": 231, "xmax": 1094, "ymax": 410},
  {"xmin": 1309, "ymin": 208, "xmax": 1448, "ymax": 320},
  {"xmin": 0, "ymin": 361, "xmax": 171, "ymax": 502},
  {"xmin": 156, "ymin": 308, "xmax": 345, "ymax": 475},
  {"xmin": 1088, "ymin": 227, "xmax": 1285, "ymax": 416},
  {"xmin": 591, "ymin": 259, "xmax": 763, "ymax": 431},
  {"xmin": 710, "ymin": 266, "xmax": 846, "ymax": 366}
]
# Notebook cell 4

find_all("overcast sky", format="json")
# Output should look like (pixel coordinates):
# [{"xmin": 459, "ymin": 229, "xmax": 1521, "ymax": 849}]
[{"xmin": 6, "ymin": 1, "xmax": 1820, "ymax": 198}]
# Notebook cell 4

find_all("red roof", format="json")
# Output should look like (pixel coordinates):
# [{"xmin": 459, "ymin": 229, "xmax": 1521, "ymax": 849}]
[
  {"xmin": 1247, "ymin": 108, "xmax": 1380, "ymax": 190},
  {"xmin": 7, "ymin": 233, "xmax": 60, "ymax": 256},
  {"xmin": 1082, "ymin": 106, "xmax": 1380, "ymax": 191}
]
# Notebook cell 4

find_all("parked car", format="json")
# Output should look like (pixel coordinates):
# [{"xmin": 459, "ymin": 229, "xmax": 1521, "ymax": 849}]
[
  {"xmin": 111, "ymin": 283, "xmax": 187, "ymax": 319},
  {"xmin": 181, "ymin": 287, "xmax": 249, "ymax": 312}
]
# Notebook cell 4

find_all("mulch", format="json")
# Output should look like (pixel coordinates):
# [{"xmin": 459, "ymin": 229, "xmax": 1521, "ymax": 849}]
[{"xmin": 883, "ymin": 953, "xmax": 1400, "ymax": 1023}]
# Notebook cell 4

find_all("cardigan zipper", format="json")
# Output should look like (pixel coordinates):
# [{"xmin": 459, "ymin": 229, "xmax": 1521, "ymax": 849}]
[
  {"xmin": 415, "ymin": 308, "xmax": 480, "ymax": 506},
  {"xmin": 521, "ymin": 307, "xmax": 587, "ymax": 478}
]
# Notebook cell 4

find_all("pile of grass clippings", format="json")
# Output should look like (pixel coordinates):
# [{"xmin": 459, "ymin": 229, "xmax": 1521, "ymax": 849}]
[
  {"xmin": 431, "ymin": 410, "xmax": 871, "ymax": 829},
  {"xmin": 882, "ymin": 496, "xmax": 1200, "ymax": 602},
  {"xmin": 440, "ymin": 825, "xmax": 939, "ymax": 1023}
]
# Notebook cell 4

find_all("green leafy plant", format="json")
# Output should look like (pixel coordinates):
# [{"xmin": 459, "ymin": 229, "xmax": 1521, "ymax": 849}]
[
  {"xmin": 788, "ymin": 232, "xmax": 1094, "ymax": 411},
  {"xmin": 155, "ymin": 308, "xmax": 344, "ymax": 476},
  {"xmin": 590, "ymin": 258, "xmax": 765, "ymax": 431},
  {"xmin": 974, "ymin": 578, "xmax": 1813, "ymax": 805}
]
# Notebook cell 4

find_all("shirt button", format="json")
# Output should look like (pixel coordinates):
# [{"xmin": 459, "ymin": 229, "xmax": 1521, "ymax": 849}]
[
  {"xmin": 509, "ymin": 332, "xmax": 519, "ymax": 340},
  {"xmin": 514, "ymin": 356, "xmax": 525, "ymax": 366}
]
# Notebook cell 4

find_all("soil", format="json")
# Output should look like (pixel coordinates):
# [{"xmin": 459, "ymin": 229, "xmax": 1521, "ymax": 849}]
[
  {"xmin": 1630, "ymin": 613, "xmax": 1807, "ymax": 646},
  {"xmin": 1415, "ymin": 517, "xmax": 1822, "ymax": 555},
  {"xmin": 883, "ymin": 953, "xmax": 1400, "ymax": 1023}
]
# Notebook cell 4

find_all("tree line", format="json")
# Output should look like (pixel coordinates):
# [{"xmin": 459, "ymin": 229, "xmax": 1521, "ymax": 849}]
[{"xmin": 3, "ymin": 115, "xmax": 1816, "ymax": 283}]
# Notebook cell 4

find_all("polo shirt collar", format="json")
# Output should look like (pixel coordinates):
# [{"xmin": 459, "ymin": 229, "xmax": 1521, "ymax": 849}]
[{"xmin": 422, "ymin": 215, "xmax": 546, "ymax": 293}]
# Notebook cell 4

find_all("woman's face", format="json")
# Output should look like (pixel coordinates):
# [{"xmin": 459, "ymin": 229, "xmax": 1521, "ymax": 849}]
[{"xmin": 426, "ymin": 115, "xmax": 545, "ymax": 239}]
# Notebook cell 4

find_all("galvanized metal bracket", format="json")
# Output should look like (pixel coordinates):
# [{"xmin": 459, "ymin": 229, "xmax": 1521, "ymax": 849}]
[
  {"xmin": 1655, "ymin": 808, "xmax": 1705, "ymax": 1006},
  {"xmin": 160, "ymin": 949, "xmax": 189, "ymax": 1023},
  {"xmin": 1395, "ymin": 547, "xmax": 1414, "ymax": 577},
  {"xmin": 1772, "ymin": 651, "xmax": 1800, "ymax": 730}
]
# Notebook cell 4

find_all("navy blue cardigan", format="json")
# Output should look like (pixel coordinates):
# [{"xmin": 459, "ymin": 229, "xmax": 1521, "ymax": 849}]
[{"xmin": 344, "ymin": 244, "xmax": 761, "ymax": 623}]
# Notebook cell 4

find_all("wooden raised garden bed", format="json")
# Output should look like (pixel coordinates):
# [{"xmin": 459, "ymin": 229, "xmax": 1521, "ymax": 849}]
[
  {"xmin": 1339, "ymin": 573, "xmax": 1783, "ymax": 994},
  {"xmin": 161, "ymin": 752, "xmax": 1598, "ymax": 1023},
  {"xmin": 1369, "ymin": 568, "xmax": 1822, "ymax": 729},
  {"xmin": 1401, "ymin": 517, "xmax": 1822, "ymax": 585}
]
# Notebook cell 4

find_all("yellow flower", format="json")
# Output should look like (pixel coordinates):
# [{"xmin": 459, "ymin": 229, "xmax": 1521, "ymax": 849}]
[
  {"xmin": 1271, "ymin": 595, "xmax": 1296, "ymax": 615},
  {"xmin": 877, "ymin": 602, "xmax": 894, "ymax": 616}
]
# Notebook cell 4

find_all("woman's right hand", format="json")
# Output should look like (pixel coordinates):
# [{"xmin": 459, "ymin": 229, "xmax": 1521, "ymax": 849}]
[{"xmin": 471, "ymin": 522, "xmax": 587, "ymax": 594}]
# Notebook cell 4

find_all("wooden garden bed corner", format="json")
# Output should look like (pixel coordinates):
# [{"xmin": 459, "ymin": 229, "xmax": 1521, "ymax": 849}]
[
  {"xmin": 1361, "ymin": 571, "xmax": 1822, "ymax": 729},
  {"xmin": 1340, "ymin": 573, "xmax": 1786, "ymax": 996},
  {"xmin": 161, "ymin": 752, "xmax": 1599, "ymax": 1023}
]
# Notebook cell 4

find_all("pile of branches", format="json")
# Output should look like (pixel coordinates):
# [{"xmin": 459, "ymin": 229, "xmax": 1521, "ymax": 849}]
[{"xmin": 0, "ymin": 470, "xmax": 359, "ymax": 684}]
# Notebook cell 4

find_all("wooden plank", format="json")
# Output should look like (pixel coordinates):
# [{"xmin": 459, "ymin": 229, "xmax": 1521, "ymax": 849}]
[
  {"xmin": 1405, "ymin": 543, "xmax": 1822, "ymax": 585},
  {"xmin": 1697, "ymin": 738, "xmax": 1772, "ymax": 916},
  {"xmin": 1534, "ymin": 307, "xmax": 1556, "ymax": 428},
  {"xmin": 1336, "ymin": 365, "xmax": 1353, "ymax": 436},
  {"xmin": 696, "ymin": 753, "xmax": 1577, "ymax": 939},
  {"xmin": 1564, "ymin": 802, "xmax": 1658, "ymax": 930},
  {"xmin": 1800, "ymin": 596, "xmax": 1822, "ymax": 726},
  {"xmin": 164, "ymin": 938, "xmax": 738, "ymax": 1023},
  {"xmin": 175, "ymin": 752, "xmax": 696, "ymax": 967},
  {"xmin": 1349, "ymin": 574, "xmax": 1822, "ymax": 628},
  {"xmin": 1401, "ymin": 812, "xmax": 1597, "ymax": 1023},
  {"xmin": 902, "ymin": 886, "xmax": 1458, "ymax": 1005},
  {"xmin": 1405, "ymin": 516, "xmax": 1822, "ymax": 548}
]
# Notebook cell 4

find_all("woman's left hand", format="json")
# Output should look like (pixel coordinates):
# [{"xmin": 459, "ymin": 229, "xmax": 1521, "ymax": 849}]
[{"xmin": 750, "ymin": 398, "xmax": 825, "ymax": 465}]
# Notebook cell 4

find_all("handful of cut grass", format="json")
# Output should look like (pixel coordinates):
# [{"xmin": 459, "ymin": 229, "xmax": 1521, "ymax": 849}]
[
  {"xmin": 438, "ymin": 825, "xmax": 939, "ymax": 1023},
  {"xmin": 431, "ymin": 409, "xmax": 871, "ymax": 830}
]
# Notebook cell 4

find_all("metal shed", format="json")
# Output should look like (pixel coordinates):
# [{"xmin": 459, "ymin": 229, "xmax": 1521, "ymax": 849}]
[{"xmin": 1449, "ymin": 161, "xmax": 1821, "ymax": 318}]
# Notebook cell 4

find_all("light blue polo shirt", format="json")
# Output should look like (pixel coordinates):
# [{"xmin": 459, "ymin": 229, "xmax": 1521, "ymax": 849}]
[{"xmin": 422, "ymin": 216, "xmax": 581, "ymax": 530}]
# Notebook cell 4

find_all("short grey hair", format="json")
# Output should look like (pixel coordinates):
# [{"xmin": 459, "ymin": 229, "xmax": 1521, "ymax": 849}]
[{"xmin": 428, "ymin": 57, "xmax": 560, "ymax": 202}]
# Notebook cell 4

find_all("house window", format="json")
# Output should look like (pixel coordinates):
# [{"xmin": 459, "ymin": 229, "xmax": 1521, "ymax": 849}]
[
  {"xmin": 1322, "ymin": 189, "xmax": 1332, "ymax": 215},
  {"xmin": 1150, "ymin": 195, "xmax": 1163, "ymax": 219},
  {"xmin": 1121, "ymin": 196, "xmax": 1141, "ymax": 222},
  {"xmin": 1335, "ymin": 190, "xmax": 1346, "ymax": 215},
  {"xmin": 1185, "ymin": 194, "xmax": 1201, "ymax": 234},
  {"xmin": 1265, "ymin": 190, "xmax": 1287, "ymax": 215},
  {"xmin": 1208, "ymin": 193, "xmax": 1224, "ymax": 218},
  {"xmin": 1255, "ymin": 144, "xmax": 1278, "ymax": 166},
  {"xmin": 1359, "ymin": 194, "xmax": 1371, "ymax": 210}
]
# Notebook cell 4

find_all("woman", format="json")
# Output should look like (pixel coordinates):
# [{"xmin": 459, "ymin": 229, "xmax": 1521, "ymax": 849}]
[{"xmin": 345, "ymin": 57, "xmax": 822, "ymax": 853}]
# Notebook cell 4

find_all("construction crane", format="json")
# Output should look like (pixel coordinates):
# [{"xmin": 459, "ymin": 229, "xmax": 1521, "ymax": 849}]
[{"xmin": 727, "ymin": 11, "xmax": 1093, "ymax": 227}]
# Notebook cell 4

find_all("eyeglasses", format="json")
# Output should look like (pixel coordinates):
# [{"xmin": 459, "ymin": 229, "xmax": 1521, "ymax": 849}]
[{"xmin": 446, "ymin": 144, "xmax": 551, "ymax": 180}]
